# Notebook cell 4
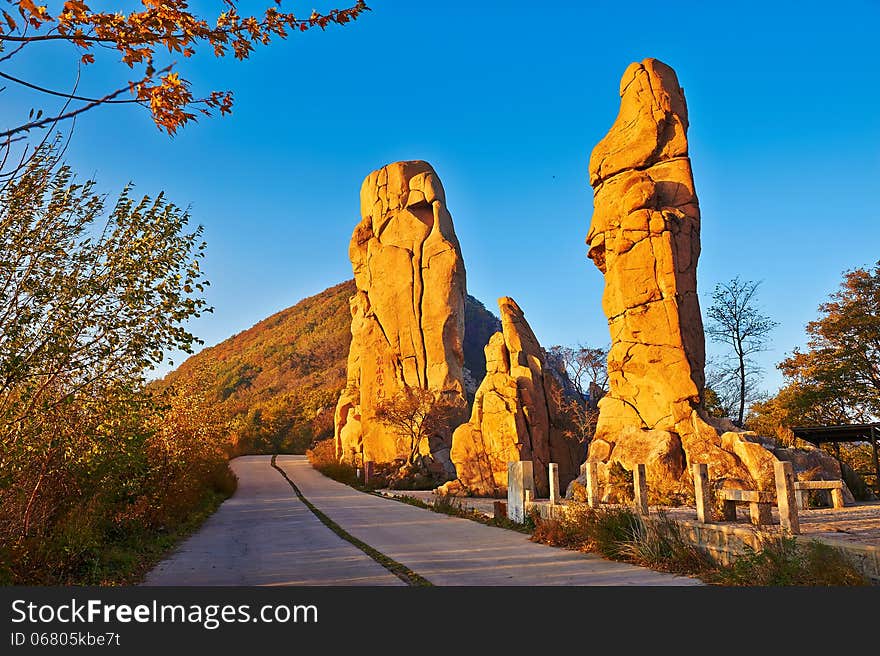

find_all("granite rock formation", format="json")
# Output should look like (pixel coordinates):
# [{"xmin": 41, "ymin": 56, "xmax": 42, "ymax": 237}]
[
  {"xmin": 581, "ymin": 58, "xmax": 855, "ymax": 502},
  {"xmin": 444, "ymin": 297, "xmax": 583, "ymax": 497},
  {"xmin": 585, "ymin": 58, "xmax": 763, "ymax": 493},
  {"xmin": 334, "ymin": 161, "xmax": 468, "ymax": 471}
]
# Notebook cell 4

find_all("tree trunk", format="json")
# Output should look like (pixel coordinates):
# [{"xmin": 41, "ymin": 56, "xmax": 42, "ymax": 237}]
[
  {"xmin": 23, "ymin": 455, "xmax": 50, "ymax": 538},
  {"xmin": 737, "ymin": 350, "xmax": 746, "ymax": 427}
]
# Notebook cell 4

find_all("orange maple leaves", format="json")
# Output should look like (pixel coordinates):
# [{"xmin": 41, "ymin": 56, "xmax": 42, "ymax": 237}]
[{"xmin": 1, "ymin": 1, "xmax": 370, "ymax": 135}]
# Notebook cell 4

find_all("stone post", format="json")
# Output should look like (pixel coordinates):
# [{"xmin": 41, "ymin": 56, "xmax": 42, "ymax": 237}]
[
  {"xmin": 523, "ymin": 460, "xmax": 536, "ymax": 501},
  {"xmin": 633, "ymin": 464, "xmax": 648, "ymax": 514},
  {"xmin": 693, "ymin": 463, "xmax": 711, "ymax": 523},
  {"xmin": 507, "ymin": 461, "xmax": 527, "ymax": 523},
  {"xmin": 549, "ymin": 463, "xmax": 560, "ymax": 505},
  {"xmin": 585, "ymin": 461, "xmax": 600, "ymax": 508},
  {"xmin": 774, "ymin": 460, "xmax": 800, "ymax": 535},
  {"xmin": 795, "ymin": 488, "xmax": 808, "ymax": 511},
  {"xmin": 363, "ymin": 460, "xmax": 375, "ymax": 486},
  {"xmin": 830, "ymin": 486, "xmax": 845, "ymax": 509}
]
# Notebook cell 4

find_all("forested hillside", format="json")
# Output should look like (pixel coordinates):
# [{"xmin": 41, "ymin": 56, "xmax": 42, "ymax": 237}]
[{"xmin": 157, "ymin": 280, "xmax": 502, "ymax": 454}]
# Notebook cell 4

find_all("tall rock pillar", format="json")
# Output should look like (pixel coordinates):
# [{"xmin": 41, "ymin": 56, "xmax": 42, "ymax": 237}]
[
  {"xmin": 334, "ymin": 161, "xmax": 468, "ymax": 471},
  {"xmin": 586, "ymin": 59, "xmax": 756, "ymax": 492}
]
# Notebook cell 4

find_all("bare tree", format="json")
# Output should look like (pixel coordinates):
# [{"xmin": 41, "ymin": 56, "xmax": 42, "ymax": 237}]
[
  {"xmin": 545, "ymin": 344, "xmax": 608, "ymax": 401},
  {"xmin": 706, "ymin": 277, "xmax": 778, "ymax": 426},
  {"xmin": 373, "ymin": 387, "xmax": 459, "ymax": 470},
  {"xmin": 549, "ymin": 384, "xmax": 599, "ymax": 447}
]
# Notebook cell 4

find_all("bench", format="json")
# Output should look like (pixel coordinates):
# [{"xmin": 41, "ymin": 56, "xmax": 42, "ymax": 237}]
[
  {"xmin": 718, "ymin": 489, "xmax": 776, "ymax": 526},
  {"xmin": 793, "ymin": 480, "xmax": 844, "ymax": 510}
]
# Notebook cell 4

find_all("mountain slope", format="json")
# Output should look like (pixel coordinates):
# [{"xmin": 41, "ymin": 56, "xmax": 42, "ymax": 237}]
[{"xmin": 157, "ymin": 280, "xmax": 502, "ymax": 454}]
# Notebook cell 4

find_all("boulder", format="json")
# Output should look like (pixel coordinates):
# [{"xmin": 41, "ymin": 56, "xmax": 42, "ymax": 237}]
[
  {"xmin": 720, "ymin": 431, "xmax": 778, "ymax": 491},
  {"xmin": 774, "ymin": 445, "xmax": 856, "ymax": 504}
]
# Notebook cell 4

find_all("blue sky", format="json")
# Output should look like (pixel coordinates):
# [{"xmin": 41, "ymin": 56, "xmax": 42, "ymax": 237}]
[{"xmin": 2, "ymin": 1, "xmax": 878, "ymax": 394}]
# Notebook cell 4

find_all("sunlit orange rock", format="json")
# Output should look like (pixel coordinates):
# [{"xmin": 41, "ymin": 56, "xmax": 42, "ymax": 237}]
[
  {"xmin": 585, "ymin": 59, "xmax": 761, "ymax": 492},
  {"xmin": 334, "ymin": 161, "xmax": 468, "ymax": 471},
  {"xmin": 445, "ymin": 297, "xmax": 583, "ymax": 497}
]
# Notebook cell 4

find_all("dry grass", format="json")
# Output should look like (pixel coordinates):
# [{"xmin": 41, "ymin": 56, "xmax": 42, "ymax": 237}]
[
  {"xmin": 707, "ymin": 537, "xmax": 871, "ymax": 586},
  {"xmin": 306, "ymin": 437, "xmax": 364, "ymax": 488},
  {"xmin": 530, "ymin": 505, "xmax": 870, "ymax": 585}
]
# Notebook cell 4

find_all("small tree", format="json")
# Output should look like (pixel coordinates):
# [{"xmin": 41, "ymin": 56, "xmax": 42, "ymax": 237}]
[
  {"xmin": 548, "ymin": 383, "xmax": 599, "ymax": 447},
  {"xmin": 777, "ymin": 261, "xmax": 880, "ymax": 423},
  {"xmin": 706, "ymin": 277, "xmax": 778, "ymax": 426},
  {"xmin": 0, "ymin": 141, "xmax": 209, "ymax": 539},
  {"xmin": 545, "ymin": 344, "xmax": 608, "ymax": 401},
  {"xmin": 374, "ymin": 387, "xmax": 459, "ymax": 470}
]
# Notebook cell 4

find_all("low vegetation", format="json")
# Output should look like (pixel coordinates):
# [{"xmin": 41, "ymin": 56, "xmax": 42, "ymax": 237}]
[
  {"xmin": 529, "ymin": 506, "xmax": 870, "ymax": 586},
  {"xmin": 305, "ymin": 437, "xmax": 365, "ymax": 489},
  {"xmin": 393, "ymin": 494, "xmax": 533, "ymax": 532},
  {"xmin": 0, "ymin": 367, "xmax": 238, "ymax": 585},
  {"xmin": 307, "ymin": 436, "xmax": 452, "ymax": 491}
]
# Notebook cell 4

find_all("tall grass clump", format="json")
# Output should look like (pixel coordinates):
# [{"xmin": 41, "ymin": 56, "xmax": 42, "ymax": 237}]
[
  {"xmin": 530, "ymin": 504, "xmax": 869, "ymax": 585},
  {"xmin": 709, "ymin": 537, "xmax": 870, "ymax": 586}
]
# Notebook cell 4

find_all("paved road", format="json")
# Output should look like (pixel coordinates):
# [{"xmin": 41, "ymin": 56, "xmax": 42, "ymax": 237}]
[
  {"xmin": 275, "ymin": 455, "xmax": 703, "ymax": 586},
  {"xmin": 145, "ymin": 455, "xmax": 703, "ymax": 586},
  {"xmin": 142, "ymin": 456, "xmax": 404, "ymax": 585}
]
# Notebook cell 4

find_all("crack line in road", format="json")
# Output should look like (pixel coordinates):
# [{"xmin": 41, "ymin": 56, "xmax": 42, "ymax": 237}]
[{"xmin": 270, "ymin": 455, "xmax": 433, "ymax": 587}]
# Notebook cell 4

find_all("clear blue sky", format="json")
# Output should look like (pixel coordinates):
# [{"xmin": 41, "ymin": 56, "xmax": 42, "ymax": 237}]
[{"xmin": 2, "ymin": 1, "xmax": 878, "ymax": 394}]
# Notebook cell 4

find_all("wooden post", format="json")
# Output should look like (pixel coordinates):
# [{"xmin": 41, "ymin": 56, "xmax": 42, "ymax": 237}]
[
  {"xmin": 585, "ymin": 461, "xmax": 600, "ymax": 508},
  {"xmin": 363, "ymin": 460, "xmax": 375, "ymax": 486},
  {"xmin": 633, "ymin": 464, "xmax": 648, "ymax": 514},
  {"xmin": 693, "ymin": 463, "xmax": 711, "ymax": 523},
  {"xmin": 774, "ymin": 460, "xmax": 800, "ymax": 535},
  {"xmin": 549, "ymin": 463, "xmax": 560, "ymax": 505}
]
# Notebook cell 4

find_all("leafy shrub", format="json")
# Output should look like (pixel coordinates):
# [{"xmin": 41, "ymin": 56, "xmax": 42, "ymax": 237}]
[{"xmin": 605, "ymin": 462, "xmax": 633, "ymax": 503}]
